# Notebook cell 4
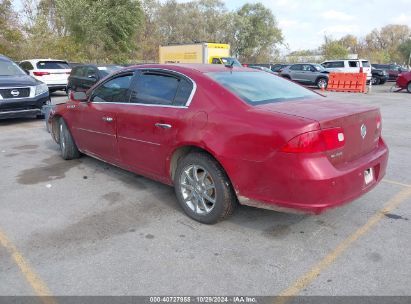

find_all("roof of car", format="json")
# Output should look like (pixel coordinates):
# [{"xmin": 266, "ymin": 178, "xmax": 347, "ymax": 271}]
[
  {"xmin": 22, "ymin": 59, "xmax": 69, "ymax": 62},
  {"xmin": 125, "ymin": 64, "xmax": 257, "ymax": 74}
]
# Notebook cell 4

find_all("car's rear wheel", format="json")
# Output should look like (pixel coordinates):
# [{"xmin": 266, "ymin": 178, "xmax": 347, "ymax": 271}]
[
  {"xmin": 174, "ymin": 152, "xmax": 237, "ymax": 224},
  {"xmin": 59, "ymin": 118, "xmax": 80, "ymax": 160},
  {"xmin": 316, "ymin": 77, "xmax": 328, "ymax": 89},
  {"xmin": 371, "ymin": 76, "xmax": 380, "ymax": 85},
  {"xmin": 407, "ymin": 82, "xmax": 411, "ymax": 93}
]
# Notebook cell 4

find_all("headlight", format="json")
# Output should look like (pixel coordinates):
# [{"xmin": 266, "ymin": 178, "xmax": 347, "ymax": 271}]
[{"xmin": 35, "ymin": 83, "xmax": 49, "ymax": 96}]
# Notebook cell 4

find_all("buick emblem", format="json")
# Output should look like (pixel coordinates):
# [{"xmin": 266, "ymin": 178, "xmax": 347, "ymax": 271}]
[
  {"xmin": 360, "ymin": 124, "xmax": 367, "ymax": 139},
  {"xmin": 10, "ymin": 89, "xmax": 20, "ymax": 97}
]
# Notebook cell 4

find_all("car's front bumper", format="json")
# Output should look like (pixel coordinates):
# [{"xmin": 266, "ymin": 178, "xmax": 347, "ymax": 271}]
[
  {"xmin": 226, "ymin": 138, "xmax": 389, "ymax": 214},
  {"xmin": 0, "ymin": 92, "xmax": 50, "ymax": 119}
]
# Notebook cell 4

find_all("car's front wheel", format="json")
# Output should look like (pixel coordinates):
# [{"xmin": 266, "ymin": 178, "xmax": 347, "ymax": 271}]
[
  {"xmin": 174, "ymin": 152, "xmax": 237, "ymax": 224},
  {"xmin": 407, "ymin": 82, "xmax": 411, "ymax": 93},
  {"xmin": 59, "ymin": 118, "xmax": 80, "ymax": 160},
  {"xmin": 316, "ymin": 77, "xmax": 328, "ymax": 89}
]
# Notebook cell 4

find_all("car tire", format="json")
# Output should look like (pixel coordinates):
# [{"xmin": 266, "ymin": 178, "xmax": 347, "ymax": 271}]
[
  {"xmin": 316, "ymin": 77, "xmax": 328, "ymax": 89},
  {"xmin": 407, "ymin": 82, "xmax": 411, "ymax": 93},
  {"xmin": 174, "ymin": 152, "xmax": 237, "ymax": 224},
  {"xmin": 371, "ymin": 76, "xmax": 380, "ymax": 85},
  {"xmin": 58, "ymin": 118, "xmax": 80, "ymax": 160},
  {"xmin": 282, "ymin": 75, "xmax": 291, "ymax": 79}
]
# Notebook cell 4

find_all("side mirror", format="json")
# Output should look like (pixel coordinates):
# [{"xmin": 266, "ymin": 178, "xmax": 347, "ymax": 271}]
[{"xmin": 72, "ymin": 91, "xmax": 88, "ymax": 102}]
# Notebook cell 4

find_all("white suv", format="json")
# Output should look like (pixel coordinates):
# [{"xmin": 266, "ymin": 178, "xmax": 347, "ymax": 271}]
[
  {"xmin": 321, "ymin": 59, "xmax": 372, "ymax": 81},
  {"xmin": 19, "ymin": 59, "xmax": 71, "ymax": 92}
]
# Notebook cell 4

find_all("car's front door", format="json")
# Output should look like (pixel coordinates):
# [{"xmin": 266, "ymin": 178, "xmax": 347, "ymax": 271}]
[
  {"xmin": 74, "ymin": 72, "xmax": 134, "ymax": 163},
  {"xmin": 117, "ymin": 69, "xmax": 194, "ymax": 180}
]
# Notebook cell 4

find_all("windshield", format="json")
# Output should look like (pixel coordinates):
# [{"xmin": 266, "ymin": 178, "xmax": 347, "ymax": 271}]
[
  {"xmin": 98, "ymin": 65, "xmax": 123, "ymax": 76},
  {"xmin": 207, "ymin": 71, "xmax": 318, "ymax": 106},
  {"xmin": 220, "ymin": 57, "xmax": 242, "ymax": 67},
  {"xmin": 361, "ymin": 61, "xmax": 370, "ymax": 68},
  {"xmin": 0, "ymin": 59, "xmax": 26, "ymax": 76},
  {"xmin": 313, "ymin": 64, "xmax": 325, "ymax": 71}
]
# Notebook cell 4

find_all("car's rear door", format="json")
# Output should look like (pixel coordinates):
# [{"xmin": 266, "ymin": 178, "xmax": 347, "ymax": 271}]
[
  {"xmin": 116, "ymin": 69, "xmax": 194, "ymax": 179},
  {"xmin": 74, "ymin": 71, "xmax": 134, "ymax": 163},
  {"xmin": 289, "ymin": 64, "xmax": 303, "ymax": 81}
]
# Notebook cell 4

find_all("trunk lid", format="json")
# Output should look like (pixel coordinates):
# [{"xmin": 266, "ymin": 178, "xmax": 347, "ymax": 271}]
[{"xmin": 257, "ymin": 98, "xmax": 381, "ymax": 165}]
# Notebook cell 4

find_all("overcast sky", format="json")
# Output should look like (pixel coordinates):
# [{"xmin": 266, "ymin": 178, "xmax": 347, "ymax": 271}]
[
  {"xmin": 223, "ymin": 0, "xmax": 411, "ymax": 51},
  {"xmin": 13, "ymin": 0, "xmax": 411, "ymax": 52}
]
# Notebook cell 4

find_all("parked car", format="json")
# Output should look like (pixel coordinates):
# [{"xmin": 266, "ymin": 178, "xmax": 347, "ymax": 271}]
[
  {"xmin": 280, "ymin": 63, "xmax": 329, "ymax": 88},
  {"xmin": 49, "ymin": 64, "xmax": 388, "ymax": 224},
  {"xmin": 271, "ymin": 64, "xmax": 290, "ymax": 74},
  {"xmin": 372, "ymin": 64, "xmax": 409, "ymax": 81},
  {"xmin": 396, "ymin": 71, "xmax": 411, "ymax": 93},
  {"xmin": 19, "ymin": 59, "xmax": 71, "ymax": 92},
  {"xmin": 0, "ymin": 55, "xmax": 50, "ymax": 119},
  {"xmin": 321, "ymin": 59, "xmax": 372, "ymax": 81},
  {"xmin": 371, "ymin": 67, "xmax": 389, "ymax": 85},
  {"xmin": 67, "ymin": 64, "xmax": 123, "ymax": 95},
  {"xmin": 249, "ymin": 66, "xmax": 277, "ymax": 74}
]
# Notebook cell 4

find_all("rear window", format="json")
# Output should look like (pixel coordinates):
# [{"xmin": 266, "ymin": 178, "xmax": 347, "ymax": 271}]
[
  {"xmin": 206, "ymin": 71, "xmax": 318, "ymax": 106},
  {"xmin": 37, "ymin": 61, "xmax": 70, "ymax": 69},
  {"xmin": 362, "ymin": 61, "xmax": 370, "ymax": 67}
]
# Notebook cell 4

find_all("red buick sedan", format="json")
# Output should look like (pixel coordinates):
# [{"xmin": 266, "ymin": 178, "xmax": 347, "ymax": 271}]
[{"xmin": 49, "ymin": 64, "xmax": 388, "ymax": 224}]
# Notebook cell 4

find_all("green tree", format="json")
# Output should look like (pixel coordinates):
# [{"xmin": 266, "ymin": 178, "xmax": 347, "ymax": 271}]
[
  {"xmin": 398, "ymin": 39, "xmax": 411, "ymax": 65},
  {"xmin": 0, "ymin": 0, "xmax": 23, "ymax": 58},
  {"xmin": 233, "ymin": 3, "xmax": 283, "ymax": 63},
  {"xmin": 321, "ymin": 36, "xmax": 348, "ymax": 60},
  {"xmin": 56, "ymin": 0, "xmax": 144, "ymax": 63}
]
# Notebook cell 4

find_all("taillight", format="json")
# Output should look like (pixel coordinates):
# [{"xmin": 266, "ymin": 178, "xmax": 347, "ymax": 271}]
[
  {"xmin": 281, "ymin": 128, "xmax": 345, "ymax": 153},
  {"xmin": 33, "ymin": 71, "xmax": 50, "ymax": 76}
]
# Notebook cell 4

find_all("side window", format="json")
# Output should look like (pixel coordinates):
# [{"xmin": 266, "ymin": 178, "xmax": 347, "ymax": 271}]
[
  {"xmin": 290, "ymin": 65, "xmax": 302, "ymax": 71},
  {"xmin": 301, "ymin": 65, "xmax": 311, "ymax": 71},
  {"xmin": 20, "ymin": 62, "xmax": 34, "ymax": 70},
  {"xmin": 174, "ymin": 78, "xmax": 194, "ymax": 106},
  {"xmin": 333, "ymin": 61, "xmax": 344, "ymax": 68},
  {"xmin": 92, "ymin": 74, "xmax": 133, "ymax": 103},
  {"xmin": 348, "ymin": 61, "xmax": 359, "ymax": 68},
  {"xmin": 130, "ymin": 73, "xmax": 180, "ymax": 105},
  {"xmin": 76, "ymin": 67, "xmax": 87, "ymax": 77},
  {"xmin": 87, "ymin": 67, "xmax": 97, "ymax": 78},
  {"xmin": 322, "ymin": 62, "xmax": 329, "ymax": 68},
  {"xmin": 212, "ymin": 58, "xmax": 222, "ymax": 64}
]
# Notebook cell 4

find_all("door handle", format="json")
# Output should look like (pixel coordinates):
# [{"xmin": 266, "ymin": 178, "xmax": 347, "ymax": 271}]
[
  {"xmin": 102, "ymin": 116, "xmax": 114, "ymax": 122},
  {"xmin": 155, "ymin": 123, "xmax": 172, "ymax": 129}
]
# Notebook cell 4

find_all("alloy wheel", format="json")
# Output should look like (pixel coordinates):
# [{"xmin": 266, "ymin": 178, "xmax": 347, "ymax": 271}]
[{"xmin": 180, "ymin": 165, "xmax": 216, "ymax": 215}]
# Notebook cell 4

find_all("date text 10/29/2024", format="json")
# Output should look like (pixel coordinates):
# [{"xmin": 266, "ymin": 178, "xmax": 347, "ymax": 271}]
[{"xmin": 149, "ymin": 296, "xmax": 258, "ymax": 303}]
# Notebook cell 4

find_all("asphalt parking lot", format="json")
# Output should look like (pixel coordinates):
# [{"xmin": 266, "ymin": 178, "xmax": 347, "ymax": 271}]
[{"xmin": 0, "ymin": 84, "xmax": 410, "ymax": 299}]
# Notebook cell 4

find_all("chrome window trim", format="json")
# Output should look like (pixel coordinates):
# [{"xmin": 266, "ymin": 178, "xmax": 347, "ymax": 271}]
[
  {"xmin": 0, "ymin": 86, "xmax": 36, "ymax": 100},
  {"xmin": 89, "ymin": 68, "xmax": 197, "ymax": 109}
]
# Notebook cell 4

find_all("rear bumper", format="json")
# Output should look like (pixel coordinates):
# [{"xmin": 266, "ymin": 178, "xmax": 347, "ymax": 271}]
[
  {"xmin": 0, "ymin": 93, "xmax": 50, "ymax": 119},
  {"xmin": 227, "ymin": 138, "xmax": 389, "ymax": 214},
  {"xmin": 47, "ymin": 84, "xmax": 67, "ymax": 91}
]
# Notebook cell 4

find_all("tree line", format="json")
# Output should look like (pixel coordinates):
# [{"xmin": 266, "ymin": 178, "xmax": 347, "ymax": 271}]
[
  {"xmin": 0, "ymin": 0, "xmax": 283, "ymax": 63},
  {"xmin": 1, "ymin": 0, "xmax": 411, "ymax": 65},
  {"xmin": 290, "ymin": 25, "xmax": 411, "ymax": 65}
]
